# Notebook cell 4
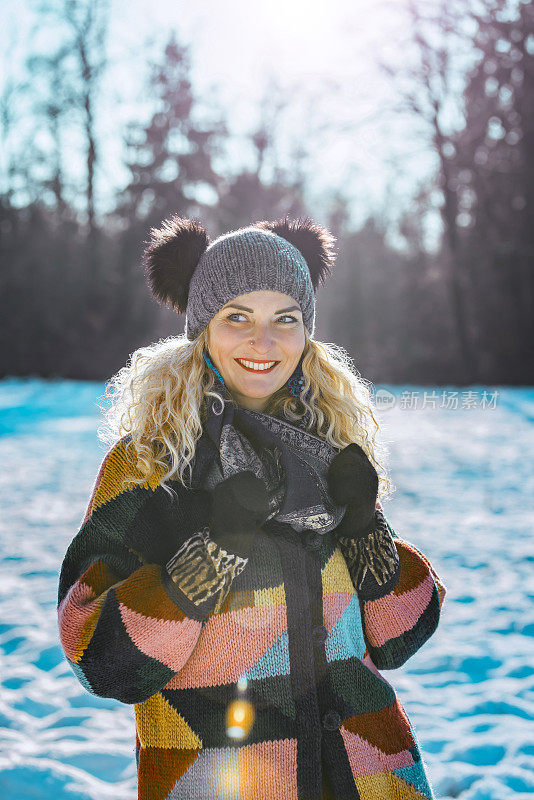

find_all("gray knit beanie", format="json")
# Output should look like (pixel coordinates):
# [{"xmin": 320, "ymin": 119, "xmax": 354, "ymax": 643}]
[
  {"xmin": 142, "ymin": 216, "xmax": 337, "ymax": 340},
  {"xmin": 185, "ymin": 226, "xmax": 314, "ymax": 340}
]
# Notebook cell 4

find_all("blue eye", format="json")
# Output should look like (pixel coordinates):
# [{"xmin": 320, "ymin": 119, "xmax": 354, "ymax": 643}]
[
  {"xmin": 277, "ymin": 315, "xmax": 298, "ymax": 324},
  {"xmin": 225, "ymin": 313, "xmax": 298, "ymax": 324}
]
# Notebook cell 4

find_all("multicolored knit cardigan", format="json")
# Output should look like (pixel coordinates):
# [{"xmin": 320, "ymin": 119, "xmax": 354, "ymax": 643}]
[{"xmin": 57, "ymin": 434, "xmax": 447, "ymax": 800}]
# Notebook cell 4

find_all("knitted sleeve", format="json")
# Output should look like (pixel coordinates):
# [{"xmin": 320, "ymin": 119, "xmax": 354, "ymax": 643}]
[
  {"xmin": 338, "ymin": 504, "xmax": 447, "ymax": 670},
  {"xmin": 57, "ymin": 437, "xmax": 215, "ymax": 705}
]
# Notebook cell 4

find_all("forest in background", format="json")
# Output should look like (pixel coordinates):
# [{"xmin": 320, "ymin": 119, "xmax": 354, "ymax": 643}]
[{"xmin": 0, "ymin": 0, "xmax": 532, "ymax": 385}]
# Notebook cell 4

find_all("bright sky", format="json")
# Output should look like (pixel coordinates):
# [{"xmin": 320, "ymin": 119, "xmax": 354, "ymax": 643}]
[{"xmin": 3, "ymin": 0, "xmax": 457, "ymax": 248}]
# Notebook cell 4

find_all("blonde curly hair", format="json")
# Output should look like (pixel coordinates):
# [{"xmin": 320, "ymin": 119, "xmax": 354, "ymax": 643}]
[{"xmin": 97, "ymin": 327, "xmax": 395, "ymax": 503}]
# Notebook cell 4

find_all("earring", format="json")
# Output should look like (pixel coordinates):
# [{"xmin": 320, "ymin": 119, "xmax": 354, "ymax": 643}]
[
  {"xmin": 286, "ymin": 355, "xmax": 307, "ymax": 398},
  {"xmin": 203, "ymin": 350, "xmax": 225, "ymax": 386}
]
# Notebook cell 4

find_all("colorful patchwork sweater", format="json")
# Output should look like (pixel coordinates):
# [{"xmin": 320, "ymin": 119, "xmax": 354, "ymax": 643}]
[{"xmin": 57, "ymin": 435, "xmax": 447, "ymax": 800}]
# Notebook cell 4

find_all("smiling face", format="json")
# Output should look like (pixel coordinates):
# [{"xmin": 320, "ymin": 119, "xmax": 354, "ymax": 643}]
[{"xmin": 206, "ymin": 290, "xmax": 306, "ymax": 412}]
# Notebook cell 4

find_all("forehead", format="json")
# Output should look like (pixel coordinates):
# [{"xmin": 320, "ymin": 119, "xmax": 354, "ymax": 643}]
[{"xmin": 221, "ymin": 290, "xmax": 300, "ymax": 309}]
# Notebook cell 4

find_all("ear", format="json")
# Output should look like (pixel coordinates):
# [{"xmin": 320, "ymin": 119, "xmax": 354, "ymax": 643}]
[
  {"xmin": 142, "ymin": 216, "xmax": 210, "ymax": 312},
  {"xmin": 252, "ymin": 216, "xmax": 336, "ymax": 290}
]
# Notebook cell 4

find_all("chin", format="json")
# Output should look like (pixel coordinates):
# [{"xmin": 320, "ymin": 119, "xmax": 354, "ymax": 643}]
[
  {"xmin": 236, "ymin": 382, "xmax": 281, "ymax": 397},
  {"xmin": 232, "ymin": 376, "xmax": 286, "ymax": 397}
]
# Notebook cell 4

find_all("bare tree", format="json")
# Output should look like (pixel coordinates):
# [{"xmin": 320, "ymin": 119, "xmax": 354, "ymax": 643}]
[
  {"xmin": 0, "ymin": 76, "xmax": 19, "ymax": 209},
  {"xmin": 0, "ymin": 23, "xmax": 31, "ymax": 212},
  {"xmin": 27, "ymin": 0, "xmax": 109, "ymax": 300},
  {"xmin": 60, "ymin": 0, "xmax": 109, "ymax": 304},
  {"xmin": 451, "ymin": 0, "xmax": 534, "ymax": 379},
  {"xmin": 26, "ymin": 45, "xmax": 78, "ymax": 216},
  {"xmin": 379, "ymin": 0, "xmax": 497, "ymax": 380},
  {"xmin": 62, "ymin": 0, "xmax": 109, "ymax": 234}
]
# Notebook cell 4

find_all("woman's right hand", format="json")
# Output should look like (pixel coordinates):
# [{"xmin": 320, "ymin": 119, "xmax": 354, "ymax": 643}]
[{"xmin": 209, "ymin": 471, "xmax": 271, "ymax": 558}]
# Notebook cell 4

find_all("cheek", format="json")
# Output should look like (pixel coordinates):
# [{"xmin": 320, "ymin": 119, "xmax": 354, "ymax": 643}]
[
  {"xmin": 209, "ymin": 326, "xmax": 237, "ymax": 351},
  {"xmin": 208, "ymin": 329, "xmax": 243, "ymax": 369},
  {"xmin": 285, "ymin": 332, "xmax": 305, "ymax": 359},
  {"xmin": 219, "ymin": 333, "xmax": 244, "ymax": 357}
]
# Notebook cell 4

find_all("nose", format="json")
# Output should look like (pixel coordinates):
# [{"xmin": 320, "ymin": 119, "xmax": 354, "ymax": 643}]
[{"xmin": 248, "ymin": 325, "xmax": 275, "ymax": 354}]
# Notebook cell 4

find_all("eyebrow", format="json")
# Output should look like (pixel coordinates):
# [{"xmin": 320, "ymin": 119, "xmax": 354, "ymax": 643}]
[{"xmin": 222, "ymin": 303, "xmax": 301, "ymax": 315}]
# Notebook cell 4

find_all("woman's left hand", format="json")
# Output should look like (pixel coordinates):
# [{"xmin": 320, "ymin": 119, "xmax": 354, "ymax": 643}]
[{"xmin": 327, "ymin": 443, "xmax": 379, "ymax": 537}]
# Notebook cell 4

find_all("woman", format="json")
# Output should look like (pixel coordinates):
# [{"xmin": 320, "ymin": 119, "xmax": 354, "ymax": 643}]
[{"xmin": 57, "ymin": 216, "xmax": 446, "ymax": 800}]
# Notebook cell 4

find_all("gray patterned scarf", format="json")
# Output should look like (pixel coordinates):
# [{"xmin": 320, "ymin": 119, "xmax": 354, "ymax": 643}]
[
  {"xmin": 167, "ymin": 366, "xmax": 400, "ymax": 615},
  {"xmin": 190, "ymin": 370, "xmax": 346, "ymax": 538}
]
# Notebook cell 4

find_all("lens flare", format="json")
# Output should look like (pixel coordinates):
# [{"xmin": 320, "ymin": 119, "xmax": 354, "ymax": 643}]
[{"xmin": 226, "ymin": 698, "xmax": 255, "ymax": 740}]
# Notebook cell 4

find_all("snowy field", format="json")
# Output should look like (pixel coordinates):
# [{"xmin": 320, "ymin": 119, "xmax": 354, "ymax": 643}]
[{"xmin": 0, "ymin": 378, "xmax": 532, "ymax": 800}]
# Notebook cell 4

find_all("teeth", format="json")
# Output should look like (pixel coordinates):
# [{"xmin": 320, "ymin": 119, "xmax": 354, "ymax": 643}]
[{"xmin": 237, "ymin": 359, "xmax": 276, "ymax": 371}]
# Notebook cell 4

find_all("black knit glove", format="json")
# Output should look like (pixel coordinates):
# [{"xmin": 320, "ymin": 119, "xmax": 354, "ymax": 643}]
[
  {"xmin": 327, "ymin": 443, "xmax": 379, "ymax": 539},
  {"xmin": 209, "ymin": 471, "xmax": 271, "ymax": 559}
]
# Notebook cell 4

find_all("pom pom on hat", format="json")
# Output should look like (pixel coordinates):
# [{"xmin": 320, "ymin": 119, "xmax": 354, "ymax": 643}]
[
  {"xmin": 142, "ymin": 216, "xmax": 210, "ymax": 313},
  {"xmin": 252, "ymin": 216, "xmax": 336, "ymax": 291}
]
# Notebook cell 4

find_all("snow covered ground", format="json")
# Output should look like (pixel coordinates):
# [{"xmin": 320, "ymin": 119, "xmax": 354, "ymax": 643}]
[{"xmin": 0, "ymin": 378, "xmax": 532, "ymax": 800}]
